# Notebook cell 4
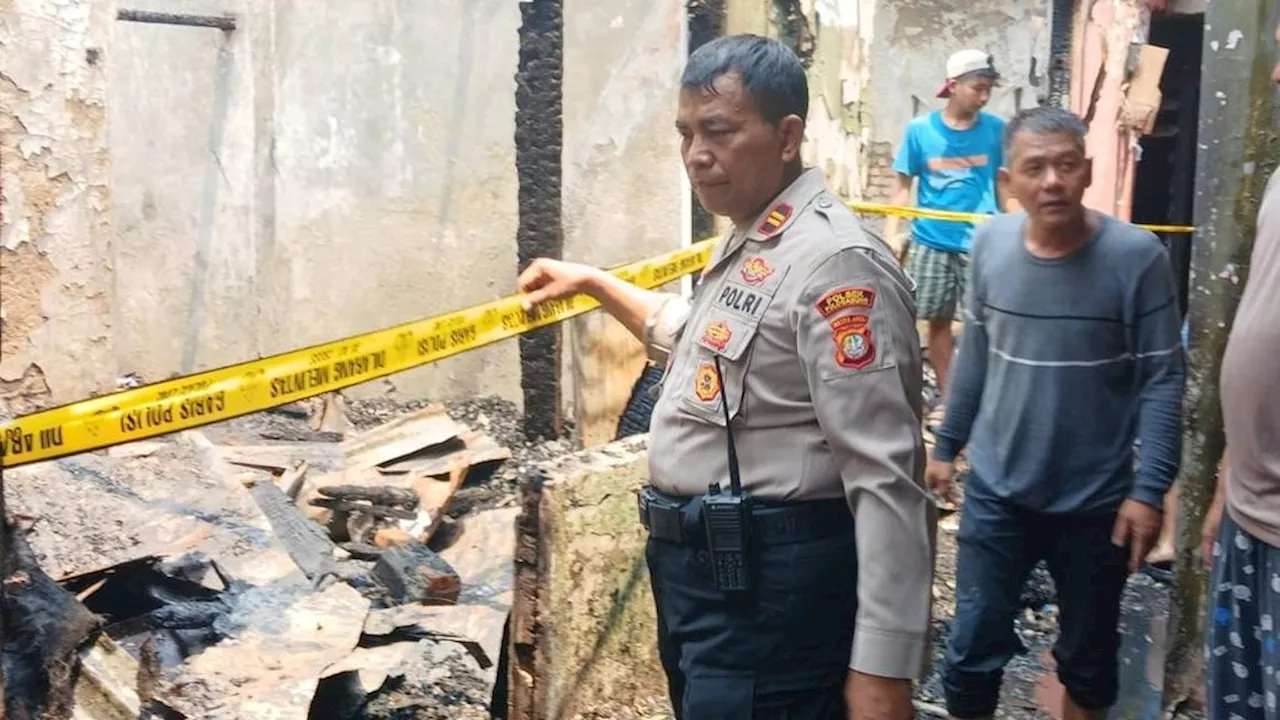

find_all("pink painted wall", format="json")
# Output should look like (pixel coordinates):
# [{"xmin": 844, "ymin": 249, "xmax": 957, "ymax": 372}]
[{"xmin": 1069, "ymin": 0, "xmax": 1152, "ymax": 220}]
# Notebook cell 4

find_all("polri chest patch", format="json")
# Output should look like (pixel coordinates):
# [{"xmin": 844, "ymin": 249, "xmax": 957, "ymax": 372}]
[{"xmin": 693, "ymin": 361, "xmax": 721, "ymax": 403}]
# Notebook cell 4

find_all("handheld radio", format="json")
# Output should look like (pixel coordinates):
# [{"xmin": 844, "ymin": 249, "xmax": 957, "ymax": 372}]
[{"xmin": 702, "ymin": 356, "xmax": 752, "ymax": 592}]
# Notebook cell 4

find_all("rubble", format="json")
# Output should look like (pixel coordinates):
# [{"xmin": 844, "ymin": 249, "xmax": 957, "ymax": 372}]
[
  {"xmin": 0, "ymin": 395, "xmax": 543, "ymax": 719},
  {"xmin": 0, "ymin": 377, "xmax": 1203, "ymax": 719}
]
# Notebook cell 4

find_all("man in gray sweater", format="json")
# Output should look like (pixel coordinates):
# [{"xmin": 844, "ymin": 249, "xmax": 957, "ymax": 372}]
[{"xmin": 926, "ymin": 107, "xmax": 1185, "ymax": 720}]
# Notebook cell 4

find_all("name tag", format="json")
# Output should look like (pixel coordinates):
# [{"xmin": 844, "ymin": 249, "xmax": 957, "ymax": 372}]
[{"xmin": 714, "ymin": 283, "xmax": 769, "ymax": 321}]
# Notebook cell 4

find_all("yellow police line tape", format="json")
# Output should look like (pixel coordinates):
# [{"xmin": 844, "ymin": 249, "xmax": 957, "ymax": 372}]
[
  {"xmin": 850, "ymin": 202, "xmax": 1197, "ymax": 234},
  {"xmin": 0, "ymin": 241, "xmax": 717, "ymax": 468},
  {"xmin": 0, "ymin": 201, "xmax": 1196, "ymax": 469}
]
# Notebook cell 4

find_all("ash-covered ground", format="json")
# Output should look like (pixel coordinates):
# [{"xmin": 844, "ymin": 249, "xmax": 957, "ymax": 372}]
[{"xmin": 201, "ymin": 379, "xmax": 1198, "ymax": 719}]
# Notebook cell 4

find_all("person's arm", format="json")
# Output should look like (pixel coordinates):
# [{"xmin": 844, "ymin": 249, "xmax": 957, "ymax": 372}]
[
  {"xmin": 1202, "ymin": 447, "xmax": 1230, "ymax": 568},
  {"xmin": 884, "ymin": 174, "xmax": 914, "ymax": 258},
  {"xmin": 518, "ymin": 259, "xmax": 690, "ymax": 364},
  {"xmin": 1128, "ymin": 251, "xmax": 1186, "ymax": 509},
  {"xmin": 793, "ymin": 248, "xmax": 933, "ymax": 687},
  {"xmin": 1211, "ymin": 449, "xmax": 1229, "ymax": 510},
  {"xmin": 885, "ymin": 128, "xmax": 920, "ymax": 258},
  {"xmin": 931, "ymin": 232, "xmax": 989, "ymax": 462}
]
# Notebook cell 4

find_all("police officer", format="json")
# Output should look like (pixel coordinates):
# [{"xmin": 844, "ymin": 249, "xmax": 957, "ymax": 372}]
[{"xmin": 518, "ymin": 34, "xmax": 933, "ymax": 720}]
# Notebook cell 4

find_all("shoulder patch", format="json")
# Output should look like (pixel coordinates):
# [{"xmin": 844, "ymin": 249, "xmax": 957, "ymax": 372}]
[
  {"xmin": 815, "ymin": 286, "xmax": 877, "ymax": 318},
  {"xmin": 829, "ymin": 314, "xmax": 876, "ymax": 369},
  {"xmin": 757, "ymin": 203, "xmax": 793, "ymax": 237}
]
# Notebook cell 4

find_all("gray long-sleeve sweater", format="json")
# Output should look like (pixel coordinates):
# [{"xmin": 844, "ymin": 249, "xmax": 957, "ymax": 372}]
[{"xmin": 932, "ymin": 211, "xmax": 1185, "ymax": 514}]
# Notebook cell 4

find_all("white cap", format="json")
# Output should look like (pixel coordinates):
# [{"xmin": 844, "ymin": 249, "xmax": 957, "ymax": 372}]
[{"xmin": 937, "ymin": 49, "xmax": 999, "ymax": 98}]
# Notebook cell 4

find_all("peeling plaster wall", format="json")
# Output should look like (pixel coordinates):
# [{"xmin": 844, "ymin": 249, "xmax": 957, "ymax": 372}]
[
  {"xmin": 724, "ymin": 0, "xmax": 1049, "ymax": 210},
  {"xmin": 0, "ymin": 0, "xmax": 118, "ymax": 414},
  {"xmin": 96, "ymin": 0, "xmax": 688, "ymax": 409},
  {"xmin": 1068, "ymin": 0, "xmax": 1150, "ymax": 219},
  {"xmin": 799, "ymin": 0, "xmax": 871, "ymax": 200},
  {"xmin": 724, "ymin": 0, "xmax": 872, "ymax": 201},
  {"xmin": 862, "ymin": 0, "xmax": 1050, "ymax": 203}
]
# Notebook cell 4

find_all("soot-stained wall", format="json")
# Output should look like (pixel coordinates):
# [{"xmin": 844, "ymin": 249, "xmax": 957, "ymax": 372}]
[{"xmin": 13, "ymin": 0, "xmax": 691, "ymax": 413}]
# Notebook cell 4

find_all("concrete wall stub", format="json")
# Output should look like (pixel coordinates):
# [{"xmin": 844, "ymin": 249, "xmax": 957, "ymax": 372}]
[
  {"xmin": 509, "ymin": 435, "xmax": 667, "ymax": 719},
  {"xmin": 0, "ymin": 0, "xmax": 118, "ymax": 414}
]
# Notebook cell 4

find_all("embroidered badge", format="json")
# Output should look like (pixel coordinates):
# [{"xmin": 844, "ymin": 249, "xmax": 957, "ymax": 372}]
[
  {"xmin": 756, "ymin": 203, "xmax": 793, "ymax": 236},
  {"xmin": 739, "ymin": 256, "xmax": 775, "ymax": 286},
  {"xmin": 694, "ymin": 362, "xmax": 720, "ymax": 402},
  {"xmin": 815, "ymin": 286, "xmax": 876, "ymax": 318},
  {"xmin": 701, "ymin": 320, "xmax": 732, "ymax": 353},
  {"xmin": 830, "ymin": 314, "xmax": 875, "ymax": 369}
]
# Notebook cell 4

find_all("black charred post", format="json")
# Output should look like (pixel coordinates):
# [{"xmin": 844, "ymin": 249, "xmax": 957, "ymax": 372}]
[
  {"xmin": 515, "ymin": 0, "xmax": 566, "ymax": 443},
  {"xmin": 0, "ymin": 519, "xmax": 103, "ymax": 719},
  {"xmin": 686, "ymin": 0, "xmax": 726, "ymax": 242}
]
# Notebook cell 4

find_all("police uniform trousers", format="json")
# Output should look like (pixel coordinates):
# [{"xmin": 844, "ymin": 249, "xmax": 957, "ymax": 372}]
[{"xmin": 640, "ymin": 487, "xmax": 858, "ymax": 719}]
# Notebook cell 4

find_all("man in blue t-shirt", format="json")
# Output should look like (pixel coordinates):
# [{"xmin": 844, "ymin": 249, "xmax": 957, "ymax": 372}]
[{"xmin": 884, "ymin": 49, "xmax": 1010, "ymax": 421}]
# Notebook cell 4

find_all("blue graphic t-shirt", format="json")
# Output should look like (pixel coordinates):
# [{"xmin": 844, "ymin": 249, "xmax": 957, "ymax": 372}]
[{"xmin": 892, "ymin": 110, "xmax": 1006, "ymax": 254}]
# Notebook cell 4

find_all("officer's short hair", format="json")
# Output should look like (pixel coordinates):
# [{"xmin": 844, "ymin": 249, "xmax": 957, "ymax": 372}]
[
  {"xmin": 1003, "ymin": 106, "xmax": 1088, "ymax": 162},
  {"xmin": 681, "ymin": 34, "xmax": 809, "ymax": 126}
]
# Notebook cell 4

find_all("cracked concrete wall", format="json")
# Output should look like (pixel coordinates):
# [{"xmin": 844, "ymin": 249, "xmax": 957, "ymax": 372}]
[
  {"xmin": 0, "ymin": 0, "xmax": 118, "ymax": 415},
  {"xmin": 15, "ymin": 0, "xmax": 689, "ymax": 414}
]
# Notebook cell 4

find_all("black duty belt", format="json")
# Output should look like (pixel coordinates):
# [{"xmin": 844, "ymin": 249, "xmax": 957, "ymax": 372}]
[{"xmin": 638, "ymin": 487, "xmax": 851, "ymax": 546}]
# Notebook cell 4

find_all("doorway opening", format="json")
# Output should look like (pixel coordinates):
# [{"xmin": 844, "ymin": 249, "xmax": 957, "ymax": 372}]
[{"xmin": 1131, "ymin": 10, "xmax": 1204, "ymax": 319}]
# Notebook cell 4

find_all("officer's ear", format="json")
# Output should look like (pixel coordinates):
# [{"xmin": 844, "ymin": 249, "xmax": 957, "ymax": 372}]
[{"xmin": 777, "ymin": 114, "xmax": 805, "ymax": 163}]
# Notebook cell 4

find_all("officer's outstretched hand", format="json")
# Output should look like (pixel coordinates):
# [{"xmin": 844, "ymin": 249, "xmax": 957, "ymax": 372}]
[
  {"xmin": 924, "ymin": 458, "xmax": 956, "ymax": 500},
  {"xmin": 517, "ymin": 258, "xmax": 601, "ymax": 311}
]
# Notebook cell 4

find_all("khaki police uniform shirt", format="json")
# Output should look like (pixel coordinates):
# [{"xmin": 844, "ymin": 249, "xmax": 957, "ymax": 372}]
[{"xmin": 642, "ymin": 168, "xmax": 935, "ymax": 681}]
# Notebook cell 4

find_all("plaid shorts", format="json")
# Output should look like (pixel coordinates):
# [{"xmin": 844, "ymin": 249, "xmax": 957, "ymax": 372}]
[{"xmin": 906, "ymin": 243, "xmax": 969, "ymax": 321}]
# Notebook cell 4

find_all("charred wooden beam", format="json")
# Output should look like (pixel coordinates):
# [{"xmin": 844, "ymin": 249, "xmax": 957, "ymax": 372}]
[
  {"xmin": 686, "ymin": 0, "xmax": 726, "ymax": 243},
  {"xmin": 370, "ymin": 541, "xmax": 460, "ymax": 605},
  {"xmin": 243, "ymin": 475, "xmax": 343, "ymax": 586},
  {"xmin": 1, "ymin": 517, "xmax": 104, "ymax": 719},
  {"xmin": 515, "ymin": 0, "xmax": 566, "ymax": 442}
]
